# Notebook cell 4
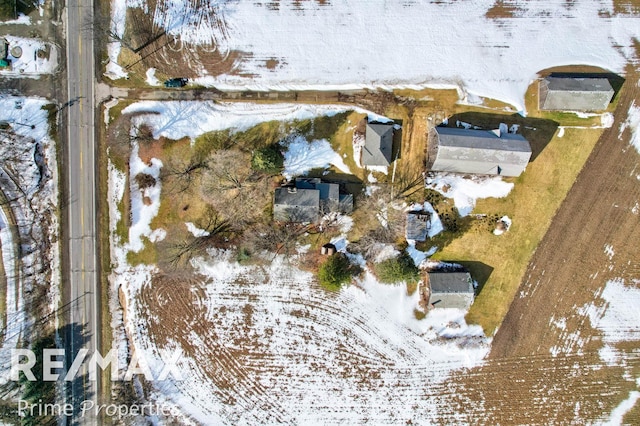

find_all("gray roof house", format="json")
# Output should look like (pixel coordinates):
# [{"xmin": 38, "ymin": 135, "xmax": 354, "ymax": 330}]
[
  {"xmin": 363, "ymin": 122, "xmax": 394, "ymax": 167},
  {"xmin": 274, "ymin": 178, "xmax": 353, "ymax": 222},
  {"xmin": 406, "ymin": 211, "xmax": 430, "ymax": 242},
  {"xmin": 539, "ymin": 77, "xmax": 614, "ymax": 111},
  {"xmin": 428, "ymin": 271, "xmax": 474, "ymax": 309},
  {"xmin": 273, "ymin": 187, "xmax": 320, "ymax": 222},
  {"xmin": 427, "ymin": 127, "xmax": 532, "ymax": 177}
]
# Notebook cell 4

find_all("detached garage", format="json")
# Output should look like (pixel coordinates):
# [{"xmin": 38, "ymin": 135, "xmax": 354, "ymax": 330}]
[{"xmin": 539, "ymin": 76, "xmax": 614, "ymax": 111}]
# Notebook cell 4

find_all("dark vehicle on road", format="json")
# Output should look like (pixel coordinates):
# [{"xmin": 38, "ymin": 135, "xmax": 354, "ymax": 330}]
[{"xmin": 164, "ymin": 77, "xmax": 188, "ymax": 88}]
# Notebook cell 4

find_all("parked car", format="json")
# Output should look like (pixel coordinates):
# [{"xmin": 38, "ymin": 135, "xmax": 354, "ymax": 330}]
[{"xmin": 164, "ymin": 78, "xmax": 188, "ymax": 88}]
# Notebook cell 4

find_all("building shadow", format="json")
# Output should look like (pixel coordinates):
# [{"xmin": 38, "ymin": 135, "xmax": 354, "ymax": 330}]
[
  {"xmin": 453, "ymin": 260, "xmax": 494, "ymax": 295},
  {"xmin": 303, "ymin": 169, "xmax": 364, "ymax": 196},
  {"xmin": 444, "ymin": 112, "xmax": 559, "ymax": 163},
  {"xmin": 391, "ymin": 119, "xmax": 403, "ymax": 162}
]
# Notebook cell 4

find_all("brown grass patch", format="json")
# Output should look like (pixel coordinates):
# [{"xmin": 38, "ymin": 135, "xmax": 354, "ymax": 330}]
[{"xmin": 485, "ymin": 0, "xmax": 522, "ymax": 19}]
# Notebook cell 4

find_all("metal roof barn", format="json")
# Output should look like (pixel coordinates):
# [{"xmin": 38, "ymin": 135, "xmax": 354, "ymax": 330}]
[{"xmin": 428, "ymin": 127, "xmax": 532, "ymax": 177}]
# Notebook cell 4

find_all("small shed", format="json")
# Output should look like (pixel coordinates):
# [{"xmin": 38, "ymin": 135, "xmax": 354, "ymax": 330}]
[
  {"xmin": 539, "ymin": 77, "xmax": 614, "ymax": 111},
  {"xmin": 321, "ymin": 243, "xmax": 337, "ymax": 256},
  {"xmin": 428, "ymin": 126, "xmax": 532, "ymax": 177},
  {"xmin": 363, "ymin": 122, "xmax": 394, "ymax": 167},
  {"xmin": 428, "ymin": 271, "xmax": 474, "ymax": 309},
  {"xmin": 406, "ymin": 211, "xmax": 430, "ymax": 242}
]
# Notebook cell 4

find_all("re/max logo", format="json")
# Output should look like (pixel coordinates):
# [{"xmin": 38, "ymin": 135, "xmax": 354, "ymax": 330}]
[{"xmin": 9, "ymin": 349, "xmax": 184, "ymax": 382}]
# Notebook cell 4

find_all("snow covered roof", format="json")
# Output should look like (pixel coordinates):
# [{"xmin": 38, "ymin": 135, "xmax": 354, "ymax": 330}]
[
  {"xmin": 428, "ymin": 271, "xmax": 474, "ymax": 309},
  {"xmin": 428, "ymin": 127, "xmax": 532, "ymax": 177},
  {"xmin": 363, "ymin": 122, "xmax": 394, "ymax": 167},
  {"xmin": 539, "ymin": 77, "xmax": 614, "ymax": 111}
]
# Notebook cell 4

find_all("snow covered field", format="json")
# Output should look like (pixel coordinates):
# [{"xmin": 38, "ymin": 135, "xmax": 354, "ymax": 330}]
[
  {"xmin": 112, "ymin": 0, "xmax": 640, "ymax": 111},
  {"xmin": 112, "ymin": 244, "xmax": 490, "ymax": 423}
]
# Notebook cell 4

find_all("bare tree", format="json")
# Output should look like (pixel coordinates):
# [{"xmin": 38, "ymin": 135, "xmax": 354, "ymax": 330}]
[
  {"xmin": 200, "ymin": 150, "xmax": 270, "ymax": 227},
  {"xmin": 82, "ymin": 6, "xmax": 135, "ymax": 51},
  {"xmin": 201, "ymin": 150, "xmax": 252, "ymax": 191},
  {"xmin": 242, "ymin": 222, "xmax": 309, "ymax": 259},
  {"xmin": 161, "ymin": 152, "xmax": 209, "ymax": 194},
  {"xmin": 391, "ymin": 170, "xmax": 424, "ymax": 201},
  {"xmin": 162, "ymin": 206, "xmax": 232, "ymax": 269}
]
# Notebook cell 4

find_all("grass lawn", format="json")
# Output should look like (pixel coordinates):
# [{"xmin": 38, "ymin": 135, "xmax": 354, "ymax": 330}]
[{"xmin": 433, "ymin": 127, "xmax": 603, "ymax": 334}]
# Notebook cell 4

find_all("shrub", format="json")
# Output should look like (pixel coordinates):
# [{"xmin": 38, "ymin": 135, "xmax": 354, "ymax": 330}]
[
  {"xmin": 318, "ymin": 253, "xmax": 355, "ymax": 291},
  {"xmin": 236, "ymin": 247, "xmax": 252, "ymax": 264},
  {"xmin": 375, "ymin": 252, "xmax": 420, "ymax": 284},
  {"xmin": 135, "ymin": 172, "xmax": 156, "ymax": 189},
  {"xmin": 251, "ymin": 145, "xmax": 284, "ymax": 174}
]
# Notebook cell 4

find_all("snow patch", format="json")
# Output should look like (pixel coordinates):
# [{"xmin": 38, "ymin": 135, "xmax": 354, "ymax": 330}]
[
  {"xmin": 123, "ymin": 101, "xmax": 361, "ymax": 141},
  {"xmin": 581, "ymin": 278, "xmax": 640, "ymax": 366},
  {"xmin": 145, "ymin": 68, "xmax": 161, "ymax": 86},
  {"xmin": 282, "ymin": 136, "xmax": 350, "ymax": 179},
  {"xmin": 104, "ymin": 0, "xmax": 129, "ymax": 79},
  {"xmin": 4, "ymin": 13, "xmax": 31, "ymax": 24},
  {"xmin": 374, "ymin": 245, "xmax": 400, "ymax": 263},
  {"xmin": 406, "ymin": 242, "xmax": 436, "ymax": 268},
  {"xmin": 602, "ymin": 390, "xmax": 640, "ymax": 426},
  {"xmin": 622, "ymin": 101, "xmax": 640, "ymax": 154},
  {"xmin": 604, "ymin": 244, "xmax": 615, "ymax": 260},
  {"xmin": 185, "ymin": 222, "xmax": 209, "ymax": 238},
  {"xmin": 127, "ymin": 143, "xmax": 163, "ymax": 252},
  {"xmin": 493, "ymin": 215, "xmax": 512, "ymax": 236},
  {"xmin": 426, "ymin": 173, "xmax": 514, "ymax": 217},
  {"xmin": 601, "ymin": 113, "xmax": 615, "ymax": 128}
]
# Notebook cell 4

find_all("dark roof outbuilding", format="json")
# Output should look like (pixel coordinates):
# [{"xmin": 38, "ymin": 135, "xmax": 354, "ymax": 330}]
[
  {"xmin": 428, "ymin": 271, "xmax": 475, "ymax": 309},
  {"xmin": 539, "ymin": 77, "xmax": 614, "ymax": 111}
]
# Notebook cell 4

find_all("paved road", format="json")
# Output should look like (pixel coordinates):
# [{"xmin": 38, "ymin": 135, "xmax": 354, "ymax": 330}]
[{"xmin": 65, "ymin": 0, "xmax": 99, "ymax": 423}]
